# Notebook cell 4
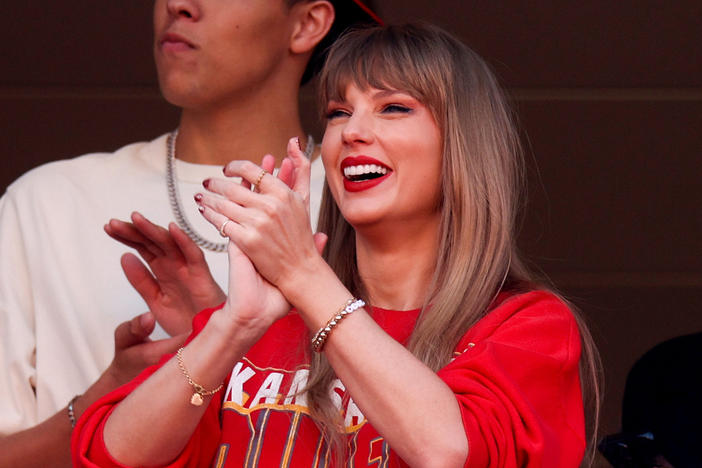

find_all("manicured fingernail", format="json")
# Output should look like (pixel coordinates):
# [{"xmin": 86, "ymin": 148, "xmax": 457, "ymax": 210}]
[
  {"xmin": 197, "ymin": 205, "xmax": 205, "ymax": 214},
  {"xmin": 296, "ymin": 137, "xmax": 302, "ymax": 151},
  {"xmin": 203, "ymin": 179, "xmax": 210, "ymax": 189},
  {"xmin": 222, "ymin": 165, "xmax": 227, "ymax": 174},
  {"xmin": 194, "ymin": 193, "xmax": 203, "ymax": 202}
]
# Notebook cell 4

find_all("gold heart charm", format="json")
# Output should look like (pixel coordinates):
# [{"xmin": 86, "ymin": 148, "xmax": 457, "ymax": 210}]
[{"xmin": 190, "ymin": 393, "xmax": 204, "ymax": 406}]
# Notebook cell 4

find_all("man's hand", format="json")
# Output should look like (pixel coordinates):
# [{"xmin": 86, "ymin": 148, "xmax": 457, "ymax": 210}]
[
  {"xmin": 105, "ymin": 213, "xmax": 226, "ymax": 336},
  {"xmin": 101, "ymin": 312, "xmax": 187, "ymax": 388}
]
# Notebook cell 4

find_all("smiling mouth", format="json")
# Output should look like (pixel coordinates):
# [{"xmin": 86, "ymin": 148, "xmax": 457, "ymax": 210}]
[{"xmin": 343, "ymin": 164, "xmax": 390, "ymax": 182}]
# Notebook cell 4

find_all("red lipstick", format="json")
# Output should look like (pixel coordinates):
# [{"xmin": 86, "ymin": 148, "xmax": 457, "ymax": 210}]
[{"xmin": 340, "ymin": 156, "xmax": 392, "ymax": 192}]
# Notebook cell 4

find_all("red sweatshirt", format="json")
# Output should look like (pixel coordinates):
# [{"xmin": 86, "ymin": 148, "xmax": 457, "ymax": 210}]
[{"xmin": 72, "ymin": 290, "xmax": 585, "ymax": 467}]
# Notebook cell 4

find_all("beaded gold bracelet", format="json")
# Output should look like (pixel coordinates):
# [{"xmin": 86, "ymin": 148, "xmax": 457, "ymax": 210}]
[
  {"xmin": 176, "ymin": 347, "xmax": 224, "ymax": 406},
  {"xmin": 311, "ymin": 298, "xmax": 366, "ymax": 353}
]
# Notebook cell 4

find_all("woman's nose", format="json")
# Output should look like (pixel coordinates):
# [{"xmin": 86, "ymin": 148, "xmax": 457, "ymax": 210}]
[{"xmin": 341, "ymin": 113, "xmax": 374, "ymax": 146}]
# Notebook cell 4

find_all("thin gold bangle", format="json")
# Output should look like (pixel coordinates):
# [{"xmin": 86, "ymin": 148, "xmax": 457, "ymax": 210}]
[{"xmin": 176, "ymin": 347, "xmax": 224, "ymax": 406}]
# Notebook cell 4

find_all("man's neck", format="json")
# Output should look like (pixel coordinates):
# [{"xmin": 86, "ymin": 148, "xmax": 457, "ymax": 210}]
[{"xmin": 174, "ymin": 86, "xmax": 308, "ymax": 167}]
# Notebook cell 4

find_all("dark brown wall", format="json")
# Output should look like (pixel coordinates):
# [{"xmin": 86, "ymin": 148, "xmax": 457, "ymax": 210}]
[
  {"xmin": 2, "ymin": 3, "xmax": 179, "ymax": 193},
  {"xmin": 3, "ymin": 2, "xmax": 701, "ymax": 466}
]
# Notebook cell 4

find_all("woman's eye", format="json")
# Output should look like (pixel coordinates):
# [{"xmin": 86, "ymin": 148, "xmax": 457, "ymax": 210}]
[
  {"xmin": 382, "ymin": 104, "xmax": 412, "ymax": 114},
  {"xmin": 326, "ymin": 109, "xmax": 350, "ymax": 120}
]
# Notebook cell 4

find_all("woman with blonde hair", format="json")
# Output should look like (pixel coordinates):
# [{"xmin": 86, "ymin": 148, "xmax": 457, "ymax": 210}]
[{"xmin": 74, "ymin": 23, "xmax": 600, "ymax": 467}]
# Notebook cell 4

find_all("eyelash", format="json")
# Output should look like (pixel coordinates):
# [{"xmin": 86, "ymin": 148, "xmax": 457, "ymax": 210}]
[
  {"xmin": 325, "ymin": 109, "xmax": 349, "ymax": 120},
  {"xmin": 325, "ymin": 104, "xmax": 412, "ymax": 120},
  {"xmin": 383, "ymin": 104, "xmax": 412, "ymax": 114}
]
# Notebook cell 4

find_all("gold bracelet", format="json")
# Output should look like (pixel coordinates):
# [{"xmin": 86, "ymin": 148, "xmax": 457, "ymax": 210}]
[
  {"xmin": 311, "ymin": 298, "xmax": 365, "ymax": 353},
  {"xmin": 176, "ymin": 347, "xmax": 224, "ymax": 406}
]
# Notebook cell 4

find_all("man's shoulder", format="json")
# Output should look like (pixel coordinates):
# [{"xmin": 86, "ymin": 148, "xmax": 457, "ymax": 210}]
[{"xmin": 6, "ymin": 134, "xmax": 168, "ymax": 195}]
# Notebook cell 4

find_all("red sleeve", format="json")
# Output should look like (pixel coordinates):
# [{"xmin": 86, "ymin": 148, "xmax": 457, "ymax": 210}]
[
  {"xmin": 72, "ymin": 306, "xmax": 224, "ymax": 467},
  {"xmin": 437, "ymin": 291, "xmax": 585, "ymax": 468}
]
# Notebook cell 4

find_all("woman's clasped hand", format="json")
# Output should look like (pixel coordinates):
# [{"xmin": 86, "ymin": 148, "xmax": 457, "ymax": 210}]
[{"xmin": 197, "ymin": 139, "xmax": 330, "ymax": 333}]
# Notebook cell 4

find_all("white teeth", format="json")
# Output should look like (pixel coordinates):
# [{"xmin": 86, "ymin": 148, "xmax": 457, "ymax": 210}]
[{"xmin": 343, "ymin": 164, "xmax": 388, "ymax": 178}]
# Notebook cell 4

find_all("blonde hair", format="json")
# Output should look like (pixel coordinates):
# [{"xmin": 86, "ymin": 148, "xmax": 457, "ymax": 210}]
[{"xmin": 308, "ymin": 23, "xmax": 601, "ymax": 466}]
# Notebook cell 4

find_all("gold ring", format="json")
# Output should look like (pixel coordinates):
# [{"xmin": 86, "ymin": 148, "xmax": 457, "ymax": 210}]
[
  {"xmin": 252, "ymin": 169, "xmax": 266, "ymax": 192},
  {"xmin": 219, "ymin": 219, "xmax": 231, "ymax": 238}
]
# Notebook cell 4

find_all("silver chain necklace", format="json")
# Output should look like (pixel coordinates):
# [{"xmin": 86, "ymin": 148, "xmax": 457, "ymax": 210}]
[{"xmin": 166, "ymin": 129, "xmax": 315, "ymax": 252}]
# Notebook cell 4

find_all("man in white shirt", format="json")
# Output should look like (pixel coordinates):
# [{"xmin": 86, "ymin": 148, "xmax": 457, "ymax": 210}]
[{"xmin": 0, "ymin": 1, "xmax": 379, "ymax": 465}]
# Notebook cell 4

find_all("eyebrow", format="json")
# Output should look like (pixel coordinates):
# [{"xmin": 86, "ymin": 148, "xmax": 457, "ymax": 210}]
[
  {"xmin": 371, "ymin": 89, "xmax": 406, "ymax": 99},
  {"xmin": 327, "ymin": 88, "xmax": 410, "ymax": 105}
]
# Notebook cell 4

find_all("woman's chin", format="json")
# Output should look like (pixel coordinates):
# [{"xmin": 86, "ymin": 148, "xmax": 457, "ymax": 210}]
[{"xmin": 341, "ymin": 209, "xmax": 386, "ymax": 231}]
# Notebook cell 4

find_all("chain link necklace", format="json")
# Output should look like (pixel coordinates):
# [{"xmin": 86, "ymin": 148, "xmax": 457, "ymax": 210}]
[{"xmin": 166, "ymin": 129, "xmax": 315, "ymax": 252}]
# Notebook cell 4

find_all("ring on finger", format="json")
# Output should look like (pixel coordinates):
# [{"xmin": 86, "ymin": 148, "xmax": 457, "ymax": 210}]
[
  {"xmin": 219, "ymin": 219, "xmax": 231, "ymax": 238},
  {"xmin": 252, "ymin": 169, "xmax": 267, "ymax": 192}
]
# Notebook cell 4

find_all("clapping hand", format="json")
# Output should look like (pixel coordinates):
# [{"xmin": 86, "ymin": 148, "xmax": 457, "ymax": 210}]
[
  {"xmin": 105, "ymin": 213, "xmax": 225, "ymax": 336},
  {"xmin": 196, "ymin": 139, "xmax": 326, "ymax": 331},
  {"xmin": 103, "ymin": 312, "xmax": 187, "ymax": 387}
]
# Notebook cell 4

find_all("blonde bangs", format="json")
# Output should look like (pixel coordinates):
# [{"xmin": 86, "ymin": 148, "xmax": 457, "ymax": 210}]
[{"xmin": 318, "ymin": 24, "xmax": 450, "ymax": 128}]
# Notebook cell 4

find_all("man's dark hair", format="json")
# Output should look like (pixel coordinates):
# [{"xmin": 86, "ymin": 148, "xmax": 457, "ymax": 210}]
[{"xmin": 298, "ymin": 0, "xmax": 380, "ymax": 84}]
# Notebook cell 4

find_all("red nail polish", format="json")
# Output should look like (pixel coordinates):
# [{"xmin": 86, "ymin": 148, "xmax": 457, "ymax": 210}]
[
  {"xmin": 194, "ymin": 193, "xmax": 203, "ymax": 202},
  {"xmin": 222, "ymin": 165, "xmax": 227, "ymax": 174},
  {"xmin": 203, "ymin": 179, "xmax": 210, "ymax": 189},
  {"xmin": 198, "ymin": 205, "xmax": 205, "ymax": 214}
]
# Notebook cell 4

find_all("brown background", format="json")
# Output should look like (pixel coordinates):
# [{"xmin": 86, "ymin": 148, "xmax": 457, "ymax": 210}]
[{"xmin": 2, "ymin": 2, "xmax": 701, "ymax": 466}]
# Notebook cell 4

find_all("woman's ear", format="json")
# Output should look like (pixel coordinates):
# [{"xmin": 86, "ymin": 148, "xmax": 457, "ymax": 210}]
[{"xmin": 289, "ymin": 1, "xmax": 335, "ymax": 55}]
